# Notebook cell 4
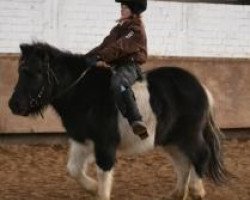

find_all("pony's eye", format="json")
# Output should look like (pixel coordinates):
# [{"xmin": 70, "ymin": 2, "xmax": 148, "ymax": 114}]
[
  {"xmin": 21, "ymin": 68, "xmax": 33, "ymax": 76},
  {"xmin": 38, "ymin": 68, "xmax": 43, "ymax": 74},
  {"xmin": 22, "ymin": 68, "xmax": 29, "ymax": 73}
]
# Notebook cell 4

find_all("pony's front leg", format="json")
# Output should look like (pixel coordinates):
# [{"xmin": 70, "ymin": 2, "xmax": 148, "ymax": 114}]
[
  {"xmin": 95, "ymin": 146, "xmax": 116, "ymax": 200},
  {"xmin": 67, "ymin": 139, "xmax": 98, "ymax": 194},
  {"xmin": 96, "ymin": 167, "xmax": 114, "ymax": 200}
]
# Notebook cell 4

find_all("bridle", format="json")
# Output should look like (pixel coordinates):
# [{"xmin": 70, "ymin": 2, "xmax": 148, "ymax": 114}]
[{"xmin": 28, "ymin": 60, "xmax": 91, "ymax": 117}]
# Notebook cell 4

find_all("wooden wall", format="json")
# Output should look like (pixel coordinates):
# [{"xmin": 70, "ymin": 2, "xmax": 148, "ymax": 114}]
[{"xmin": 1, "ymin": 54, "xmax": 249, "ymax": 133}]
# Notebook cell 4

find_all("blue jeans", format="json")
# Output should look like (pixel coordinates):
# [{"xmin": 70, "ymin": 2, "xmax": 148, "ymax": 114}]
[{"xmin": 110, "ymin": 63, "xmax": 143, "ymax": 124}]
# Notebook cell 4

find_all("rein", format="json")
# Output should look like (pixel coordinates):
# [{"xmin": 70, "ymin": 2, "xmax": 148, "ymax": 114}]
[
  {"xmin": 49, "ymin": 63, "xmax": 92, "ymax": 100},
  {"xmin": 55, "ymin": 66, "xmax": 92, "ymax": 98}
]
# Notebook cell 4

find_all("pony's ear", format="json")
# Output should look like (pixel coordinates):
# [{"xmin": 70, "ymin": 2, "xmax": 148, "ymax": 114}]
[{"xmin": 20, "ymin": 43, "xmax": 33, "ymax": 55}]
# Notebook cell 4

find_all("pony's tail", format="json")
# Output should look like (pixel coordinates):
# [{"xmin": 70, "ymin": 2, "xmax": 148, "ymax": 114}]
[{"xmin": 203, "ymin": 89, "xmax": 229, "ymax": 183}]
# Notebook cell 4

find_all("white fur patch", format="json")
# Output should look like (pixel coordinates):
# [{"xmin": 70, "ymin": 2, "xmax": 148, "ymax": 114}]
[
  {"xmin": 118, "ymin": 80, "xmax": 157, "ymax": 155},
  {"xmin": 189, "ymin": 167, "xmax": 206, "ymax": 198},
  {"xmin": 67, "ymin": 139, "xmax": 97, "ymax": 192},
  {"xmin": 165, "ymin": 146, "xmax": 191, "ymax": 199},
  {"xmin": 203, "ymin": 85, "xmax": 214, "ymax": 109},
  {"xmin": 97, "ymin": 167, "xmax": 114, "ymax": 200}
]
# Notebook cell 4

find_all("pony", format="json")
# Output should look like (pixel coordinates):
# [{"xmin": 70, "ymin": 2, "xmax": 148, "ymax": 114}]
[{"xmin": 9, "ymin": 42, "xmax": 227, "ymax": 200}]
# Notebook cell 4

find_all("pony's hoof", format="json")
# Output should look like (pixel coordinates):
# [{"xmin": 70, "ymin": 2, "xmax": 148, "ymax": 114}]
[
  {"xmin": 83, "ymin": 183, "xmax": 98, "ymax": 196},
  {"xmin": 85, "ymin": 187, "xmax": 98, "ymax": 196},
  {"xmin": 162, "ymin": 191, "xmax": 188, "ymax": 200},
  {"xmin": 188, "ymin": 194, "xmax": 206, "ymax": 200},
  {"xmin": 188, "ymin": 188, "xmax": 206, "ymax": 200},
  {"xmin": 81, "ymin": 179, "xmax": 98, "ymax": 196},
  {"xmin": 95, "ymin": 196, "xmax": 110, "ymax": 200},
  {"xmin": 86, "ymin": 189, "xmax": 97, "ymax": 196}
]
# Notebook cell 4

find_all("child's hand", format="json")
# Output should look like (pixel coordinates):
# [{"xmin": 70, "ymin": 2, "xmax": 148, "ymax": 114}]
[
  {"xmin": 84, "ymin": 55, "xmax": 98, "ymax": 68},
  {"xmin": 96, "ymin": 61, "xmax": 110, "ymax": 68}
]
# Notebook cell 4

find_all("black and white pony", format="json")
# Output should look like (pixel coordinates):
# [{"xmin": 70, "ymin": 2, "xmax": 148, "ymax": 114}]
[{"xmin": 9, "ymin": 42, "xmax": 227, "ymax": 200}]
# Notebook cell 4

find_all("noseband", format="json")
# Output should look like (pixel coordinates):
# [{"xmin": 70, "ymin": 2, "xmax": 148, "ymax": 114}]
[{"xmin": 29, "ymin": 86, "xmax": 45, "ymax": 108}]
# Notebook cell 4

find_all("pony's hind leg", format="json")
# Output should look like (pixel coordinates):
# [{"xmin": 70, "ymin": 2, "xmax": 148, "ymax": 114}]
[
  {"xmin": 164, "ymin": 146, "xmax": 191, "ymax": 200},
  {"xmin": 188, "ymin": 167, "xmax": 206, "ymax": 200},
  {"xmin": 67, "ymin": 139, "xmax": 98, "ymax": 194}
]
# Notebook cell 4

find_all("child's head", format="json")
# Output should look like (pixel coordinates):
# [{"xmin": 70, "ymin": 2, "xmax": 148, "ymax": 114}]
[
  {"xmin": 121, "ymin": 4, "xmax": 133, "ymax": 19},
  {"xmin": 116, "ymin": 0, "xmax": 147, "ymax": 18}
]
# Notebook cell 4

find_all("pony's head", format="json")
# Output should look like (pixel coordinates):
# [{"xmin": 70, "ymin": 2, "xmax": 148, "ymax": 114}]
[{"xmin": 9, "ymin": 43, "xmax": 58, "ymax": 116}]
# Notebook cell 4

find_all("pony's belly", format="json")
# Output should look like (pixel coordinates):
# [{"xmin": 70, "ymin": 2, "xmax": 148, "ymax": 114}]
[
  {"xmin": 118, "ymin": 113, "xmax": 155, "ymax": 155},
  {"xmin": 118, "ymin": 81, "xmax": 157, "ymax": 155}
]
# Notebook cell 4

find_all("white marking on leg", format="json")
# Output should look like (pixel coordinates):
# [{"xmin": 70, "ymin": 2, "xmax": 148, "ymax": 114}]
[
  {"xmin": 189, "ymin": 167, "xmax": 206, "ymax": 200},
  {"xmin": 165, "ymin": 146, "xmax": 191, "ymax": 200},
  {"xmin": 96, "ymin": 166, "xmax": 114, "ymax": 200},
  {"xmin": 67, "ymin": 139, "xmax": 97, "ymax": 193}
]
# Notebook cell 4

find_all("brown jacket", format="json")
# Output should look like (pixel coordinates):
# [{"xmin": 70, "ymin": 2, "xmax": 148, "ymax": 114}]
[{"xmin": 86, "ymin": 17, "xmax": 147, "ymax": 65}]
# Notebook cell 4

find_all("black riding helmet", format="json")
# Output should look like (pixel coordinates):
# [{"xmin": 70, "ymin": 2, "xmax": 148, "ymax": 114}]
[{"xmin": 115, "ymin": 0, "xmax": 147, "ymax": 14}]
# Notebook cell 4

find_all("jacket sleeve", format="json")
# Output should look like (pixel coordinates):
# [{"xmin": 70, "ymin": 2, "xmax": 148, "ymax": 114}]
[
  {"xmin": 97, "ymin": 25, "xmax": 142, "ymax": 63},
  {"xmin": 85, "ymin": 26, "xmax": 118, "ymax": 57},
  {"xmin": 85, "ymin": 46, "xmax": 101, "ymax": 57}
]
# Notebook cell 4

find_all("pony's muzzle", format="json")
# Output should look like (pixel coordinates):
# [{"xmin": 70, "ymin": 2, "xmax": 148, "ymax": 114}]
[{"xmin": 9, "ymin": 96, "xmax": 29, "ymax": 116}]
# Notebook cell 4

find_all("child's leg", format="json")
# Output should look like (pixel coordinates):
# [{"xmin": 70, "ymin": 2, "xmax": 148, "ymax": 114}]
[{"xmin": 110, "ymin": 65, "xmax": 148, "ymax": 139}]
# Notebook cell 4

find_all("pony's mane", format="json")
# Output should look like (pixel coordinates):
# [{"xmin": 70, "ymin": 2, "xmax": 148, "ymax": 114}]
[{"xmin": 30, "ymin": 42, "xmax": 84, "ymax": 59}]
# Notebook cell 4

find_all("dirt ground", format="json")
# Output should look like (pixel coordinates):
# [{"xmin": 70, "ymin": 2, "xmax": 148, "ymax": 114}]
[{"xmin": 0, "ymin": 139, "xmax": 249, "ymax": 200}]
